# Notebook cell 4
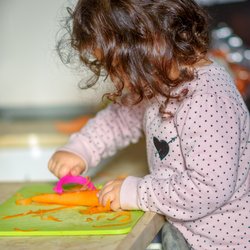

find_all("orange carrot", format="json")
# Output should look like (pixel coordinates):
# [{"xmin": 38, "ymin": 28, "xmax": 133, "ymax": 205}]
[
  {"xmin": 30, "ymin": 190, "xmax": 101, "ymax": 207},
  {"xmin": 107, "ymin": 211, "xmax": 131, "ymax": 223},
  {"xmin": 96, "ymin": 215, "xmax": 105, "ymax": 220},
  {"xmin": 40, "ymin": 215, "xmax": 62, "ymax": 222},
  {"xmin": 85, "ymin": 217, "xmax": 94, "ymax": 222},
  {"xmin": 16, "ymin": 198, "xmax": 32, "ymax": 205},
  {"xmin": 79, "ymin": 201, "xmax": 111, "ymax": 215}
]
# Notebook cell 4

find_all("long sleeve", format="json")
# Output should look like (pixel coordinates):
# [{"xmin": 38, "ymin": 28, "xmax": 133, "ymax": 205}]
[
  {"xmin": 121, "ymin": 93, "xmax": 247, "ymax": 220},
  {"xmin": 58, "ymin": 102, "xmax": 146, "ymax": 170}
]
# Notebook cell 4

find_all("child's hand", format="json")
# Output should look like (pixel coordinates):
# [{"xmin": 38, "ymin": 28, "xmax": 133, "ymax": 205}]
[
  {"xmin": 48, "ymin": 151, "xmax": 86, "ymax": 179},
  {"xmin": 98, "ymin": 178, "xmax": 125, "ymax": 211}
]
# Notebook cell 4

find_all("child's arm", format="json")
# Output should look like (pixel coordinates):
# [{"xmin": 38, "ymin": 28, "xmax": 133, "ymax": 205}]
[{"xmin": 49, "ymin": 102, "xmax": 146, "ymax": 178}]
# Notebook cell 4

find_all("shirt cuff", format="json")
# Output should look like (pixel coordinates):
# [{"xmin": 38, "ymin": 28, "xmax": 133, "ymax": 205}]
[{"xmin": 120, "ymin": 176, "xmax": 142, "ymax": 210}]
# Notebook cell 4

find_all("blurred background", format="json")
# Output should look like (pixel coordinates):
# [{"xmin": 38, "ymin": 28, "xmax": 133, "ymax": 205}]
[
  {"xmin": 0, "ymin": 0, "xmax": 112, "ymax": 113},
  {"xmin": 0, "ymin": 0, "xmax": 249, "ymax": 182}
]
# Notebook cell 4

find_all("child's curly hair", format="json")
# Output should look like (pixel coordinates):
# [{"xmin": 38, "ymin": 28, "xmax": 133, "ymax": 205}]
[{"xmin": 57, "ymin": 0, "xmax": 210, "ymax": 110}]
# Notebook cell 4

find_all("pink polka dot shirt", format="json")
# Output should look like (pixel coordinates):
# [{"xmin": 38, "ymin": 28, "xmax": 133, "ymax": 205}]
[{"xmin": 59, "ymin": 62, "xmax": 250, "ymax": 249}]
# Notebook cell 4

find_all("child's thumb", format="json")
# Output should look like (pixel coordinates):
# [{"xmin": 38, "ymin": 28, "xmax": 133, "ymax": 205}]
[{"xmin": 70, "ymin": 165, "xmax": 84, "ymax": 176}]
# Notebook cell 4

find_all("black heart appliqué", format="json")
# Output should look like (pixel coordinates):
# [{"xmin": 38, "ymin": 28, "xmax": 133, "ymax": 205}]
[{"xmin": 153, "ymin": 137, "xmax": 169, "ymax": 160}]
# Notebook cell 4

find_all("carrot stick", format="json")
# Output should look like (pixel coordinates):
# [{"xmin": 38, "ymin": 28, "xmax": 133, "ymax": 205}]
[{"xmin": 30, "ymin": 190, "xmax": 101, "ymax": 207}]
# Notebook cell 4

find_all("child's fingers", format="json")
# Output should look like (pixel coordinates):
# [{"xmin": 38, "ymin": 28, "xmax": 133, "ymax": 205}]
[
  {"xmin": 103, "ymin": 180, "xmax": 115, "ymax": 187},
  {"xmin": 48, "ymin": 159, "xmax": 54, "ymax": 173},
  {"xmin": 98, "ymin": 183, "xmax": 113, "ymax": 200},
  {"xmin": 57, "ymin": 165, "xmax": 71, "ymax": 179},
  {"xmin": 98, "ymin": 186, "xmax": 114, "ymax": 206},
  {"xmin": 99, "ymin": 190, "xmax": 120, "ymax": 211},
  {"xmin": 100, "ymin": 191, "xmax": 115, "ymax": 207},
  {"xmin": 48, "ymin": 157, "xmax": 61, "ymax": 176},
  {"xmin": 48, "ymin": 160, "xmax": 60, "ymax": 177},
  {"xmin": 48, "ymin": 157, "xmax": 58, "ymax": 172},
  {"xmin": 99, "ymin": 180, "xmax": 116, "ymax": 194},
  {"xmin": 110, "ymin": 200, "xmax": 120, "ymax": 211},
  {"xmin": 70, "ymin": 165, "xmax": 84, "ymax": 176},
  {"xmin": 51, "ymin": 163, "xmax": 69, "ymax": 179}
]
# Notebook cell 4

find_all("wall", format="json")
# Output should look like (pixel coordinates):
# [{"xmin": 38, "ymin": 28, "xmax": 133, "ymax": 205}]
[{"xmin": 0, "ymin": 0, "xmax": 110, "ymax": 109}]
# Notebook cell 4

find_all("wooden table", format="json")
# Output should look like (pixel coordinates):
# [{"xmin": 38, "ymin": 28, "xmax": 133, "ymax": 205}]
[{"xmin": 0, "ymin": 140, "xmax": 165, "ymax": 250}]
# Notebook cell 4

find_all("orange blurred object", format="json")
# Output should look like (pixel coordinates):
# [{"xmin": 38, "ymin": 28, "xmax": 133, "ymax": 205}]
[{"xmin": 55, "ymin": 115, "xmax": 93, "ymax": 134}]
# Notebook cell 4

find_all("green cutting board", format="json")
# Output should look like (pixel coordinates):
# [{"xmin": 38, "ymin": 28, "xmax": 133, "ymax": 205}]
[{"xmin": 0, "ymin": 184, "xmax": 144, "ymax": 236}]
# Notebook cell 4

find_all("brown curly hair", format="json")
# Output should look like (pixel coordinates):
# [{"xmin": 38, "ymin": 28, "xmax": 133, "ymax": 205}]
[{"xmin": 57, "ymin": 0, "xmax": 210, "ymax": 110}]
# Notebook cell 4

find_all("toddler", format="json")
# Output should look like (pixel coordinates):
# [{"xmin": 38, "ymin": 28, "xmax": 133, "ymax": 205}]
[{"xmin": 49, "ymin": 0, "xmax": 250, "ymax": 249}]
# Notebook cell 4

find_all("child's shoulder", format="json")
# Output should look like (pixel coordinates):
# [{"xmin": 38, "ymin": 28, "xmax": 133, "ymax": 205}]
[
  {"xmin": 190, "ymin": 61, "xmax": 241, "ymax": 102},
  {"xmin": 175, "ymin": 61, "xmax": 249, "ymax": 115}
]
